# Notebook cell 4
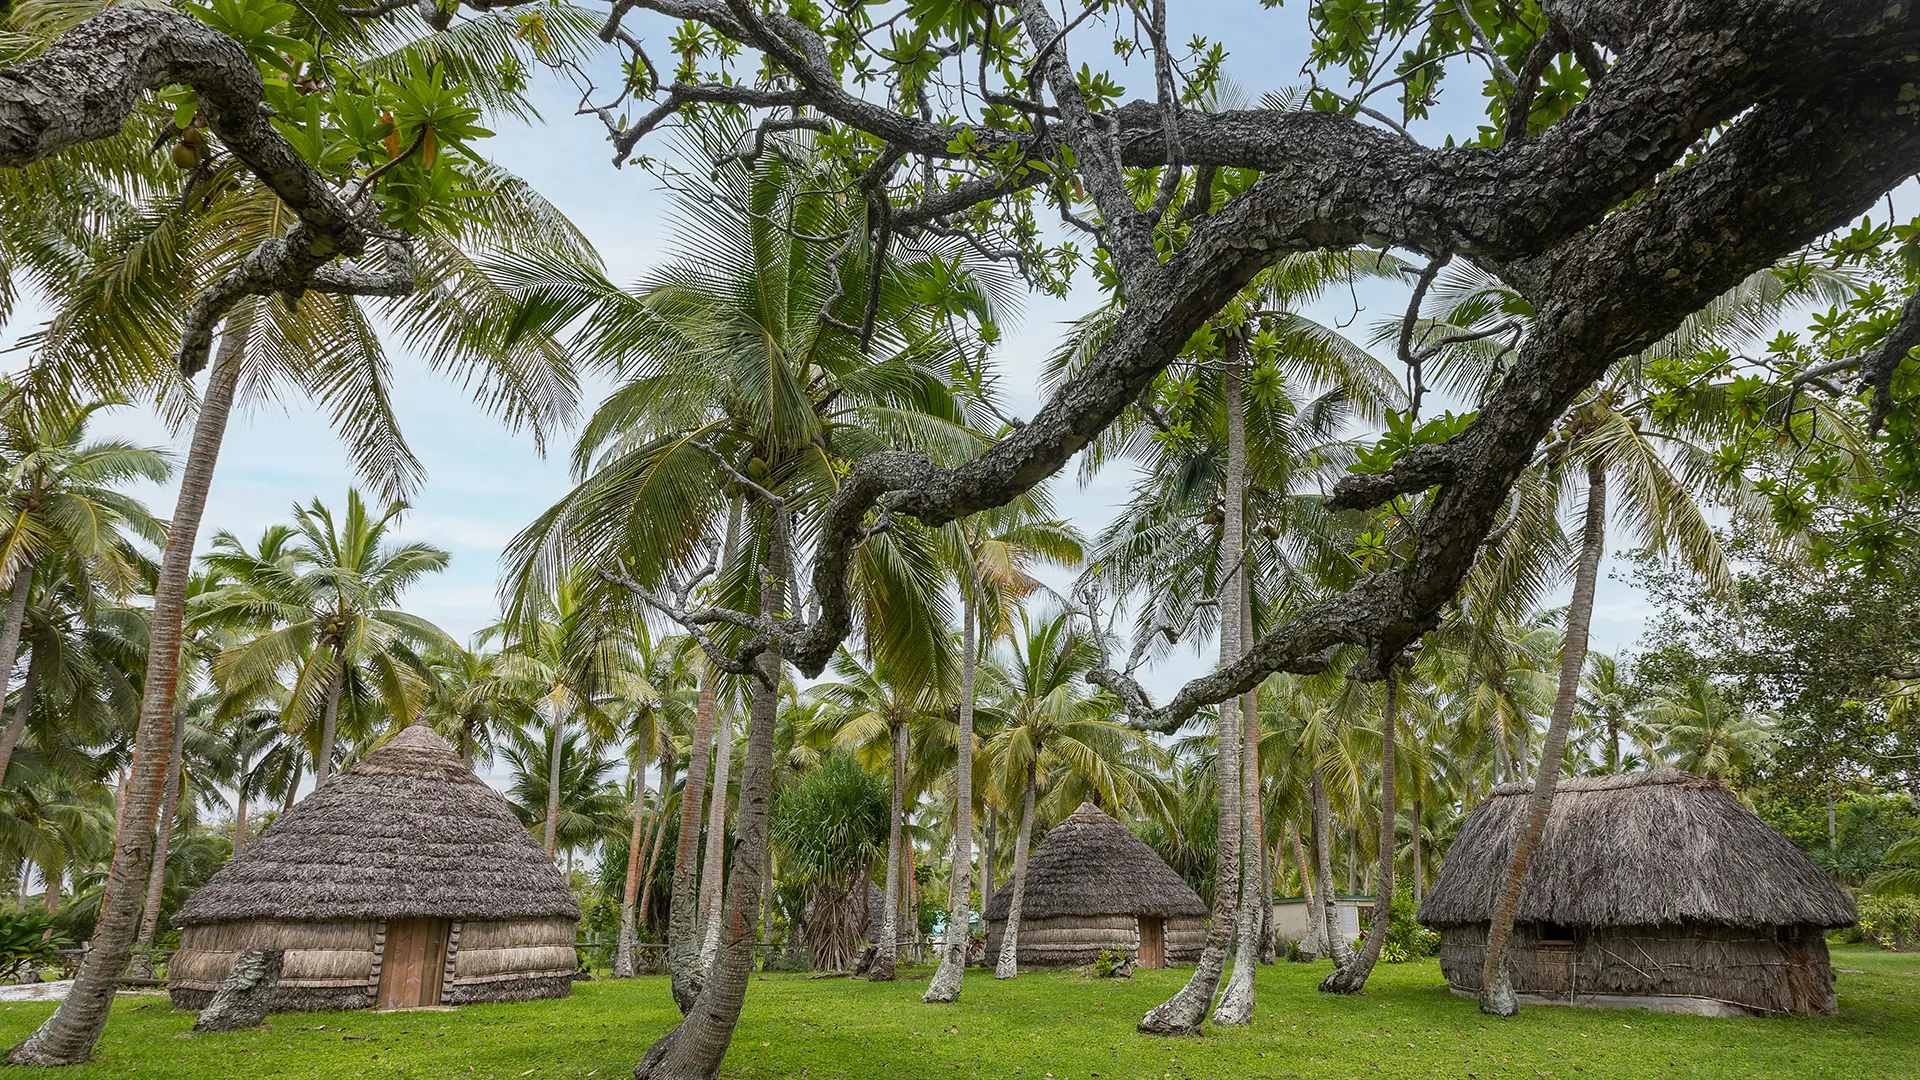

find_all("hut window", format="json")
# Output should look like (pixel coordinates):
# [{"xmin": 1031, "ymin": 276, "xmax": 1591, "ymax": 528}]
[{"xmin": 1536, "ymin": 922, "xmax": 1576, "ymax": 947}]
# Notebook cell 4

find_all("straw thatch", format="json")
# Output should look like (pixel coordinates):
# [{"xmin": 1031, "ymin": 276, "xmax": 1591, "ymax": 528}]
[
  {"xmin": 175, "ymin": 723, "xmax": 579, "ymax": 926},
  {"xmin": 984, "ymin": 802, "xmax": 1209, "ymax": 923},
  {"xmin": 1418, "ymin": 769, "xmax": 1854, "ymax": 930},
  {"xmin": 169, "ymin": 723, "xmax": 578, "ymax": 1012}
]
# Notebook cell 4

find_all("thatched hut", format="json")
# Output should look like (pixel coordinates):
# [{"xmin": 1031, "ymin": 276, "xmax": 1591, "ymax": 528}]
[
  {"xmin": 168, "ymin": 723, "xmax": 579, "ymax": 1012},
  {"xmin": 1418, "ymin": 769, "xmax": 1856, "ymax": 1016},
  {"xmin": 984, "ymin": 802, "xmax": 1209, "ymax": 969}
]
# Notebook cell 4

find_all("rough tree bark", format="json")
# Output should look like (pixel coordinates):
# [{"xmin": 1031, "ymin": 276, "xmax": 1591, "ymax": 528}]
[
  {"xmin": 136, "ymin": 709, "xmax": 191, "ymax": 948},
  {"xmin": 870, "ymin": 717, "xmax": 906, "ymax": 981},
  {"xmin": 632, "ymin": 506, "xmax": 789, "ymax": 1080},
  {"xmin": 696, "ymin": 710, "xmax": 736, "ymax": 971},
  {"xmin": 994, "ymin": 770, "xmax": 1037, "ymax": 980},
  {"xmin": 1216, "ymin": 562, "xmax": 1265, "ymax": 1023},
  {"xmin": 1140, "ymin": 331, "xmax": 1248, "ymax": 1034},
  {"xmin": 1480, "ymin": 463, "xmax": 1606, "ymax": 1016},
  {"xmin": 1321, "ymin": 675, "xmax": 1397, "ymax": 993},
  {"xmin": 1292, "ymin": 822, "xmax": 1328, "ymax": 959},
  {"xmin": 924, "ymin": 585, "xmax": 977, "ymax": 1002},
  {"xmin": 636, "ymin": 753, "xmax": 676, "ymax": 955},
  {"xmin": 667, "ymin": 674, "xmax": 719, "ymax": 1012}
]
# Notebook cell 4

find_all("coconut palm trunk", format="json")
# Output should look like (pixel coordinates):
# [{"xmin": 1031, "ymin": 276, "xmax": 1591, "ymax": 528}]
[
  {"xmin": 871, "ymin": 717, "xmax": 907, "ymax": 981},
  {"xmin": 0, "ymin": 662, "xmax": 38, "ymax": 789},
  {"xmin": 1410, "ymin": 796, "xmax": 1424, "ymax": 906},
  {"xmin": 1311, "ymin": 763, "xmax": 1352, "ymax": 967},
  {"xmin": 315, "ymin": 657, "xmax": 344, "ymax": 787},
  {"xmin": 1321, "ymin": 675, "xmax": 1397, "ymax": 993},
  {"xmin": 543, "ymin": 701, "xmax": 567, "ymax": 855},
  {"xmin": 994, "ymin": 768, "xmax": 1037, "ymax": 979},
  {"xmin": 1481, "ymin": 463, "xmax": 1606, "ymax": 1016},
  {"xmin": 1216, "ymin": 567, "xmax": 1263, "ymax": 1022},
  {"xmin": 136, "ymin": 709, "xmax": 191, "ymax": 947},
  {"xmin": 8, "ymin": 326, "xmax": 245, "ymax": 1066},
  {"xmin": 697, "ymin": 710, "xmax": 736, "ymax": 970},
  {"xmin": 1292, "ymin": 821, "xmax": 1328, "ymax": 959},
  {"xmin": 637, "ymin": 753, "xmax": 676, "ymax": 944},
  {"xmin": 232, "ymin": 784, "xmax": 249, "ymax": 858},
  {"xmin": 1140, "ymin": 331, "xmax": 1249, "ymax": 1035},
  {"xmin": 615, "ymin": 761, "xmax": 652, "ymax": 979},
  {"xmin": 632, "ymin": 505, "xmax": 788, "ymax": 1080},
  {"xmin": 925, "ymin": 586, "xmax": 978, "ymax": 1003},
  {"xmin": 667, "ymin": 674, "xmax": 720, "ymax": 1011},
  {"xmin": 0, "ymin": 557, "xmax": 35, "ymax": 787}
]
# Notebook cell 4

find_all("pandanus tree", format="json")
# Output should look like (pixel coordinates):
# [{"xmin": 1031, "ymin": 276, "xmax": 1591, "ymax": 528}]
[
  {"xmin": 1, "ymin": 3, "xmax": 595, "ymax": 1057},
  {"xmin": 196, "ymin": 492, "xmax": 456, "ymax": 785},
  {"xmin": 497, "ymin": 120, "xmax": 1003, "ymax": 1040},
  {"xmin": 811, "ymin": 646, "xmax": 947, "ymax": 981}
]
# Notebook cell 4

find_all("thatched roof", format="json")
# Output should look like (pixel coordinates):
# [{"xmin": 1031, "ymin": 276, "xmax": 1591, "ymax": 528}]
[
  {"xmin": 1417, "ymin": 769, "xmax": 1855, "ymax": 930},
  {"xmin": 175, "ymin": 723, "xmax": 578, "ymax": 926},
  {"xmin": 984, "ymin": 802, "xmax": 1208, "ymax": 922}
]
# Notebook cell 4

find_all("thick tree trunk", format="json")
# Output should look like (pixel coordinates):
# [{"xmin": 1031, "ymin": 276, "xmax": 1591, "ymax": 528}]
[
  {"xmin": 871, "ymin": 719, "xmax": 906, "ymax": 981},
  {"xmin": 995, "ymin": 774, "xmax": 1037, "ymax": 980},
  {"xmin": 0, "ymin": 557, "xmax": 35, "ymax": 783},
  {"xmin": 1311, "ymin": 764, "xmax": 1352, "ymax": 968},
  {"xmin": 1480, "ymin": 463, "xmax": 1605, "ymax": 1016},
  {"xmin": 1216, "ymin": 566, "xmax": 1263, "ymax": 1022},
  {"xmin": 1140, "ymin": 331, "xmax": 1248, "ymax": 1035},
  {"xmin": 615, "ymin": 759, "xmax": 651, "ymax": 979},
  {"xmin": 9, "ymin": 326, "xmax": 244, "ymax": 1066},
  {"xmin": 697, "ymin": 711, "xmax": 736, "ymax": 972},
  {"xmin": 0, "ymin": 661, "xmax": 39, "ymax": 789},
  {"xmin": 1321, "ymin": 676, "xmax": 1397, "ymax": 993},
  {"xmin": 925, "ymin": 586, "xmax": 977, "ymax": 1003},
  {"xmin": 632, "ymin": 505, "xmax": 788, "ymax": 1080},
  {"xmin": 314, "ymin": 659, "xmax": 344, "ymax": 788},
  {"xmin": 984, "ymin": 805, "xmax": 997, "ymax": 896},
  {"xmin": 137, "ymin": 710, "xmax": 191, "ymax": 945},
  {"xmin": 668, "ymin": 674, "xmax": 719, "ymax": 1012}
]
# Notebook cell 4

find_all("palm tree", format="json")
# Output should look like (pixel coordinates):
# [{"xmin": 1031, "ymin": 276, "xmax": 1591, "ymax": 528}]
[
  {"xmin": 197, "ymin": 492, "xmax": 455, "ymax": 785},
  {"xmin": 1642, "ymin": 674, "xmax": 1773, "ymax": 782},
  {"xmin": 925, "ymin": 505, "xmax": 1081, "ymax": 1003},
  {"xmin": 1416, "ymin": 265, "xmax": 1793, "ymax": 1016},
  {"xmin": 983, "ymin": 610, "xmax": 1157, "ymax": 980},
  {"xmin": 0, "ymin": 395, "xmax": 168, "ymax": 786},
  {"xmin": 504, "ymin": 728, "xmax": 628, "ymax": 866},
  {"xmin": 5, "ymin": 7, "xmax": 596, "ymax": 1057},
  {"xmin": 497, "ymin": 118, "xmax": 1000, "ymax": 1045}
]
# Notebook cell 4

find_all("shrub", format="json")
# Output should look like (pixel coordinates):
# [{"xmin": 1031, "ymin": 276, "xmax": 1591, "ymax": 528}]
[
  {"xmin": 1859, "ymin": 893, "xmax": 1920, "ymax": 951},
  {"xmin": 0, "ymin": 912, "xmax": 73, "ymax": 983},
  {"xmin": 1375, "ymin": 891, "xmax": 1439, "ymax": 963}
]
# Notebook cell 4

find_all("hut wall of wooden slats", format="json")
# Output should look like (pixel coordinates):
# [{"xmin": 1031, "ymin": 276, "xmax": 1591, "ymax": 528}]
[
  {"xmin": 984, "ymin": 914, "xmax": 1207, "ymax": 968},
  {"xmin": 1436, "ymin": 922, "xmax": 1839, "ymax": 1017},
  {"xmin": 168, "ymin": 916, "xmax": 578, "ymax": 1011}
]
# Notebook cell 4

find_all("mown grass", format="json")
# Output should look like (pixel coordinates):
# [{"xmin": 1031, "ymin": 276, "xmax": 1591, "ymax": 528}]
[{"xmin": 2, "ymin": 945, "xmax": 1915, "ymax": 1079}]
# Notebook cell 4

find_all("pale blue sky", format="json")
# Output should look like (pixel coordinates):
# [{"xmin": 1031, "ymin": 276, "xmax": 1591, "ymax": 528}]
[{"xmin": 9, "ymin": 4, "xmax": 1660, "ymax": 718}]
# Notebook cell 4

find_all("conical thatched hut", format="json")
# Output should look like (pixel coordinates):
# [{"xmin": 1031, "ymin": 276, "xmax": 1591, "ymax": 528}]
[
  {"xmin": 168, "ymin": 724, "xmax": 579, "ymax": 1012},
  {"xmin": 984, "ymin": 802, "xmax": 1209, "ymax": 969},
  {"xmin": 1419, "ymin": 769, "xmax": 1856, "ymax": 1016}
]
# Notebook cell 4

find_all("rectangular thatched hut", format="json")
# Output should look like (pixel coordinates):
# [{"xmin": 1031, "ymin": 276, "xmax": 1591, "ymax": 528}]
[
  {"xmin": 1418, "ymin": 769, "xmax": 1856, "ymax": 1017},
  {"xmin": 168, "ymin": 724, "xmax": 579, "ymax": 1012}
]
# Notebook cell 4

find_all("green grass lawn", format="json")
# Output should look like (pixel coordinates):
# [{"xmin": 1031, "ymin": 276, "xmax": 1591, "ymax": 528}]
[{"xmin": 3, "ymin": 945, "xmax": 1916, "ymax": 1079}]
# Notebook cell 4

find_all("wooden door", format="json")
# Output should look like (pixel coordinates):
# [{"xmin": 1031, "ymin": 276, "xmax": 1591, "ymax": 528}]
[
  {"xmin": 377, "ymin": 918, "xmax": 448, "ymax": 1009},
  {"xmin": 1138, "ymin": 916, "xmax": 1166, "ymax": 969}
]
